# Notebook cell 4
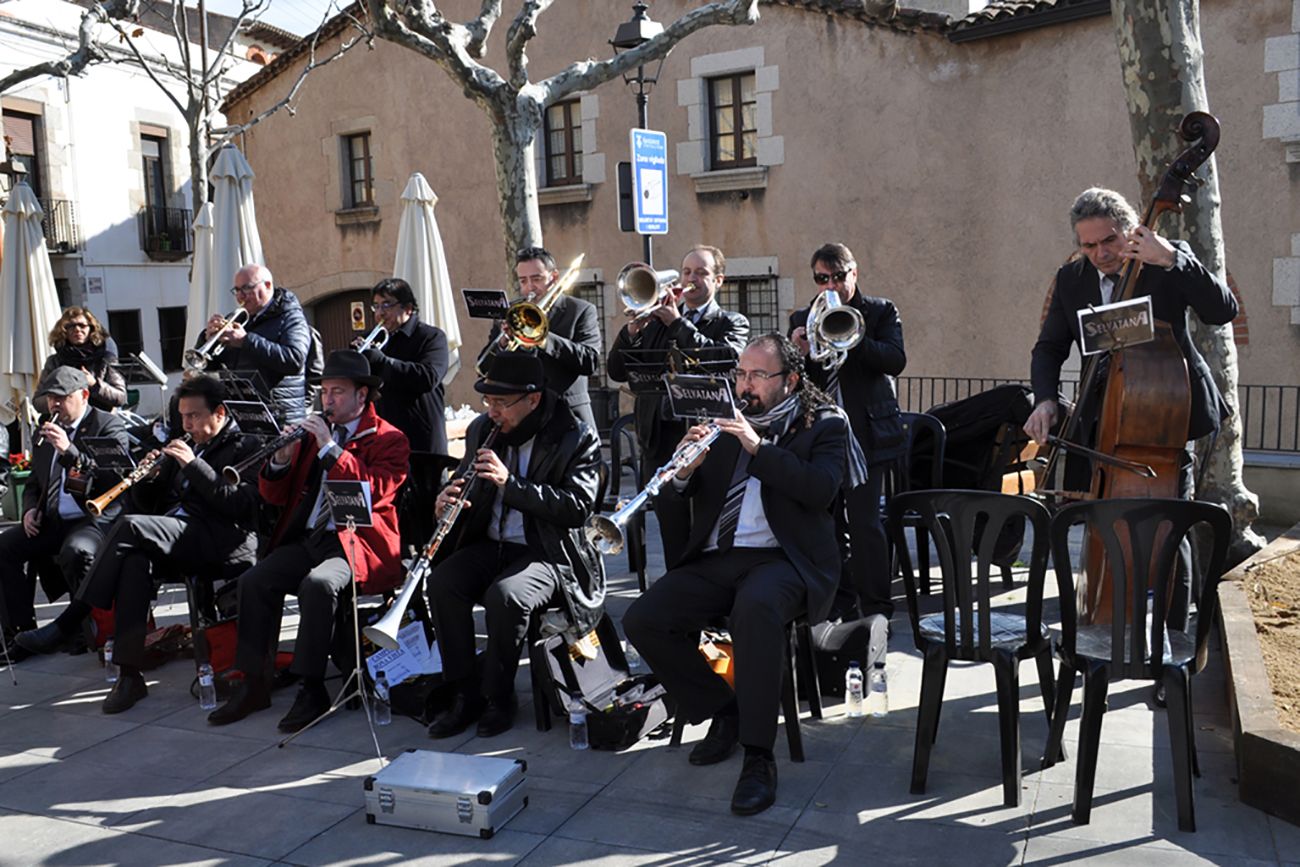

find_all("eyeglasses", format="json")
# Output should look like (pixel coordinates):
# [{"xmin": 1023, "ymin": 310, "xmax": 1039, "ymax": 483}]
[
  {"xmin": 734, "ymin": 368, "xmax": 787, "ymax": 383},
  {"xmin": 481, "ymin": 394, "xmax": 530, "ymax": 410},
  {"xmin": 812, "ymin": 269, "xmax": 852, "ymax": 286},
  {"xmin": 370, "ymin": 300, "xmax": 400, "ymax": 312},
  {"xmin": 64, "ymin": 322, "xmax": 90, "ymax": 331},
  {"xmin": 230, "ymin": 282, "xmax": 261, "ymax": 296}
]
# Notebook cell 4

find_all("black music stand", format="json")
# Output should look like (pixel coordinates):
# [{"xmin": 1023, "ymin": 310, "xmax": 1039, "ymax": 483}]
[
  {"xmin": 278, "ymin": 482, "xmax": 385, "ymax": 765},
  {"xmin": 0, "ymin": 593, "xmax": 17, "ymax": 685},
  {"xmin": 215, "ymin": 370, "xmax": 271, "ymax": 406}
]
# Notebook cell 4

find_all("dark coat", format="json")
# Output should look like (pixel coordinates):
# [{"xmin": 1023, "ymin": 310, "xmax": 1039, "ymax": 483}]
[
  {"xmin": 606, "ymin": 301, "xmax": 750, "ymax": 459},
  {"xmin": 483, "ymin": 293, "xmax": 602, "ymax": 424},
  {"xmin": 363, "ymin": 315, "xmax": 449, "ymax": 454},
  {"xmin": 128, "ymin": 419, "xmax": 263, "ymax": 564},
  {"xmin": 1031, "ymin": 241, "xmax": 1238, "ymax": 441},
  {"xmin": 790, "ymin": 292, "xmax": 907, "ymax": 465},
  {"xmin": 259, "ymin": 403, "xmax": 411, "ymax": 593},
  {"xmin": 449, "ymin": 401, "xmax": 606, "ymax": 636},
  {"xmin": 23, "ymin": 406, "xmax": 131, "ymax": 520},
  {"xmin": 40, "ymin": 344, "xmax": 127, "ymax": 412},
  {"xmin": 200, "ymin": 287, "xmax": 311, "ymax": 424},
  {"xmin": 656, "ymin": 409, "xmax": 848, "ymax": 623}
]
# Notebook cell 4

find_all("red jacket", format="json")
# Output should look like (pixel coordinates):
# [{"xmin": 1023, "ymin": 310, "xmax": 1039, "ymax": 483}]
[{"xmin": 259, "ymin": 403, "xmax": 411, "ymax": 593}]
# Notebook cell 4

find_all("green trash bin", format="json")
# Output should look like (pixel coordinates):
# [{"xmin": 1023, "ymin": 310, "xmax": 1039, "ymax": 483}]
[{"xmin": 1, "ymin": 469, "xmax": 31, "ymax": 522}]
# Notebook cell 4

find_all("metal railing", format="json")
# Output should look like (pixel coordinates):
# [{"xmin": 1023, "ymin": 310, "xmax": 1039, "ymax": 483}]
[
  {"xmin": 897, "ymin": 376, "xmax": 1298, "ymax": 454},
  {"xmin": 137, "ymin": 205, "xmax": 193, "ymax": 257},
  {"xmin": 38, "ymin": 198, "xmax": 79, "ymax": 253}
]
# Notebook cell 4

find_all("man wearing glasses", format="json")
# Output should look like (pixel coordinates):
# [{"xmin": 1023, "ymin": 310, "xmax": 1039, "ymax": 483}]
[
  {"xmin": 789, "ymin": 242, "xmax": 906, "ymax": 626},
  {"xmin": 423, "ymin": 351, "xmax": 603, "ymax": 740},
  {"xmin": 199, "ymin": 263, "xmax": 311, "ymax": 424},
  {"xmin": 479, "ymin": 247, "xmax": 602, "ymax": 432},
  {"xmin": 624, "ymin": 334, "xmax": 849, "ymax": 815}
]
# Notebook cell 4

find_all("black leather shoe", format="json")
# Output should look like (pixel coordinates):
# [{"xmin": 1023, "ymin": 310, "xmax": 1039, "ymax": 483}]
[
  {"xmin": 475, "ymin": 694, "xmax": 518, "ymax": 738},
  {"xmin": 277, "ymin": 684, "xmax": 332, "ymax": 733},
  {"xmin": 208, "ymin": 677, "xmax": 272, "ymax": 726},
  {"xmin": 102, "ymin": 671, "xmax": 148, "ymax": 714},
  {"xmin": 731, "ymin": 754, "xmax": 778, "ymax": 816},
  {"xmin": 427, "ymin": 692, "xmax": 484, "ymax": 739},
  {"xmin": 689, "ymin": 714, "xmax": 740, "ymax": 766},
  {"xmin": 15, "ymin": 622, "xmax": 71, "ymax": 656}
]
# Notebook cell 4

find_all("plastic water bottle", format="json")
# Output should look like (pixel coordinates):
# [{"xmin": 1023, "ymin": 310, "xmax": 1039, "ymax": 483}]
[
  {"xmin": 567, "ymin": 695, "xmax": 589, "ymax": 751},
  {"xmin": 372, "ymin": 670, "xmax": 392, "ymax": 726},
  {"xmin": 197, "ymin": 663, "xmax": 217, "ymax": 710},
  {"xmin": 622, "ymin": 640, "xmax": 648, "ymax": 676},
  {"xmin": 103, "ymin": 639, "xmax": 118, "ymax": 684},
  {"xmin": 868, "ymin": 662, "xmax": 888, "ymax": 718},
  {"xmin": 867, "ymin": 614, "xmax": 888, "ymax": 671},
  {"xmin": 845, "ymin": 661, "xmax": 865, "ymax": 718}
]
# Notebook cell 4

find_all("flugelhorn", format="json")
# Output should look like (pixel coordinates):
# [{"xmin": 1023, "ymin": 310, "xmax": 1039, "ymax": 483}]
[
  {"xmin": 86, "ymin": 434, "xmax": 194, "ymax": 517},
  {"xmin": 616, "ymin": 262, "xmax": 681, "ymax": 321},
  {"xmin": 476, "ymin": 254, "xmax": 586, "ymax": 375},
  {"xmin": 364, "ymin": 424, "xmax": 501, "ymax": 650},
  {"xmin": 221, "ymin": 410, "xmax": 333, "ymax": 485},
  {"xmin": 807, "ymin": 289, "xmax": 864, "ymax": 365},
  {"xmin": 184, "ymin": 308, "xmax": 250, "ymax": 372},
  {"xmin": 353, "ymin": 323, "xmax": 389, "ymax": 353}
]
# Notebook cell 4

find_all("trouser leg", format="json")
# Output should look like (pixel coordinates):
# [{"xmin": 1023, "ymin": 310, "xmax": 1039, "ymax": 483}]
[
  {"xmin": 289, "ymin": 548, "xmax": 353, "ymax": 680},
  {"xmin": 55, "ymin": 518, "xmax": 109, "ymax": 600},
  {"xmin": 0, "ymin": 524, "xmax": 59, "ymax": 632},
  {"xmin": 234, "ymin": 543, "xmax": 318, "ymax": 678},
  {"xmin": 847, "ymin": 466, "xmax": 893, "ymax": 618},
  {"xmin": 109, "ymin": 553, "xmax": 156, "ymax": 669},
  {"xmin": 426, "ymin": 541, "xmax": 521, "ymax": 686},
  {"xmin": 479, "ymin": 556, "xmax": 558, "ymax": 700}
]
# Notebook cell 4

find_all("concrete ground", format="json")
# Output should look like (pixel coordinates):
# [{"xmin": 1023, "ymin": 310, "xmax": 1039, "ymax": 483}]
[{"xmin": 1, "ymin": 514, "xmax": 1298, "ymax": 867}]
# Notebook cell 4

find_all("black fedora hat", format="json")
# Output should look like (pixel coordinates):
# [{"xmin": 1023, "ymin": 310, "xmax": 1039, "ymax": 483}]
[
  {"xmin": 315, "ymin": 349, "xmax": 383, "ymax": 389},
  {"xmin": 475, "ymin": 351, "xmax": 544, "ymax": 396}
]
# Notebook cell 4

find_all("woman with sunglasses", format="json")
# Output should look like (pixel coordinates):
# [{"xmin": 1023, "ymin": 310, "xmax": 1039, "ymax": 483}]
[{"xmin": 40, "ymin": 307, "xmax": 127, "ymax": 412}]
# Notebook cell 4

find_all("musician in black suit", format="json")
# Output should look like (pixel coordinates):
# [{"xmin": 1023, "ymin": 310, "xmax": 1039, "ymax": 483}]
[
  {"xmin": 480, "ymin": 247, "xmax": 602, "ymax": 432},
  {"xmin": 359, "ymin": 277, "xmax": 450, "ymax": 455},
  {"xmin": 15, "ymin": 376, "xmax": 261, "ymax": 712},
  {"xmin": 1024, "ymin": 187, "xmax": 1238, "ymax": 630},
  {"xmin": 623, "ymin": 334, "xmax": 849, "ymax": 816},
  {"xmin": 0, "ymin": 367, "xmax": 129, "ymax": 654},
  {"xmin": 790, "ymin": 243, "xmax": 906, "ymax": 621}
]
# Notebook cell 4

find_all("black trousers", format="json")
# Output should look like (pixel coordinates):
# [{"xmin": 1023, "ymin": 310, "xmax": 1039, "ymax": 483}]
[
  {"xmin": 425, "ymin": 539, "xmax": 558, "ymax": 701},
  {"xmin": 623, "ymin": 548, "xmax": 807, "ymax": 751},
  {"xmin": 77, "ymin": 515, "xmax": 250, "ymax": 669},
  {"xmin": 844, "ymin": 462, "xmax": 893, "ymax": 619},
  {"xmin": 0, "ymin": 514, "xmax": 106, "ymax": 633},
  {"xmin": 234, "ymin": 530, "xmax": 352, "ymax": 680}
]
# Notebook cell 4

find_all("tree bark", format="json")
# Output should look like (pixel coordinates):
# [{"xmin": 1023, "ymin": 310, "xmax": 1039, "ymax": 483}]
[
  {"xmin": 1112, "ymin": 0, "xmax": 1264, "ymax": 563},
  {"xmin": 491, "ymin": 95, "xmax": 543, "ymax": 285}
]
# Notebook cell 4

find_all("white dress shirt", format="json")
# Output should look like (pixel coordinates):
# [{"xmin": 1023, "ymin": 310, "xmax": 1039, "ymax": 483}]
[{"xmin": 488, "ymin": 438, "xmax": 534, "ymax": 546}]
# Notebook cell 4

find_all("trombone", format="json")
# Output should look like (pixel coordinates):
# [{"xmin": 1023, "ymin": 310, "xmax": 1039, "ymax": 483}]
[
  {"xmin": 807, "ymin": 289, "xmax": 865, "ymax": 366},
  {"xmin": 353, "ymin": 323, "xmax": 389, "ymax": 353},
  {"xmin": 476, "ymin": 254, "xmax": 586, "ymax": 375},
  {"xmin": 616, "ymin": 262, "xmax": 681, "ymax": 321},
  {"xmin": 184, "ymin": 308, "xmax": 250, "ymax": 372}
]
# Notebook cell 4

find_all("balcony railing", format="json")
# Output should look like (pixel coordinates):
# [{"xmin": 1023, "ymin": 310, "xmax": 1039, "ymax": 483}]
[
  {"xmin": 137, "ymin": 205, "xmax": 193, "ymax": 261},
  {"xmin": 38, "ymin": 198, "xmax": 79, "ymax": 253},
  {"xmin": 896, "ymin": 376, "xmax": 1298, "ymax": 454}
]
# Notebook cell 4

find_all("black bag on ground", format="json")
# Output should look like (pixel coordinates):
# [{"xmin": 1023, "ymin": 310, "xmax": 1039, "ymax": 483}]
[{"xmin": 803, "ymin": 617, "xmax": 872, "ymax": 700}]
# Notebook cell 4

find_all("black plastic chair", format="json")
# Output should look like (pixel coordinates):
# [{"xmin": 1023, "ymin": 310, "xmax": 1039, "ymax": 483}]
[
  {"xmin": 1041, "ymin": 497, "xmax": 1231, "ymax": 832},
  {"xmin": 887, "ymin": 412, "xmax": 947, "ymax": 595},
  {"xmin": 886, "ymin": 489, "xmax": 1056, "ymax": 807}
]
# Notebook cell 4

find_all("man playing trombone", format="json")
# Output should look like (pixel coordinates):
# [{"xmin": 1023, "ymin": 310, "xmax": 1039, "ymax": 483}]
[
  {"xmin": 478, "ymin": 247, "xmax": 602, "ymax": 432},
  {"xmin": 424, "ymin": 352, "xmax": 603, "ymax": 740},
  {"xmin": 208, "ymin": 351, "xmax": 410, "ymax": 732},
  {"xmin": 15, "ymin": 376, "xmax": 262, "ymax": 713},
  {"xmin": 789, "ymin": 243, "xmax": 906, "ymax": 623}
]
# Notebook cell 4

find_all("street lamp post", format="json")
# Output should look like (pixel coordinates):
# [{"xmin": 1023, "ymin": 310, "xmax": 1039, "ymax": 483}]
[{"xmin": 611, "ymin": 1, "xmax": 666, "ymax": 268}]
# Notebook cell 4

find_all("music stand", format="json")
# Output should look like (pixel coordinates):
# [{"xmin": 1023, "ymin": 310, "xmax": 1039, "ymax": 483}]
[
  {"xmin": 0, "ymin": 593, "xmax": 18, "ymax": 685},
  {"xmin": 278, "ymin": 481, "xmax": 384, "ymax": 766}
]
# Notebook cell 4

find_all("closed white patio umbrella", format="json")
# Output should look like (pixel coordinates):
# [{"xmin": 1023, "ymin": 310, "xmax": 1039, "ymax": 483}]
[
  {"xmin": 393, "ymin": 172, "xmax": 461, "ymax": 384},
  {"xmin": 200, "ymin": 145, "xmax": 264, "ymax": 341},
  {"xmin": 183, "ymin": 202, "xmax": 216, "ymax": 353}
]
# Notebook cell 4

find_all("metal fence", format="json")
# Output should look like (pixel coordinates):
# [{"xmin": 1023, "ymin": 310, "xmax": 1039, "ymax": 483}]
[
  {"xmin": 137, "ymin": 205, "xmax": 193, "ymax": 257},
  {"xmin": 38, "ymin": 198, "xmax": 79, "ymax": 253}
]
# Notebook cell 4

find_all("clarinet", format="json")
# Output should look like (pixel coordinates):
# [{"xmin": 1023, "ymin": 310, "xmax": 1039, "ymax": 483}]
[{"xmin": 411, "ymin": 424, "xmax": 502, "ymax": 581}]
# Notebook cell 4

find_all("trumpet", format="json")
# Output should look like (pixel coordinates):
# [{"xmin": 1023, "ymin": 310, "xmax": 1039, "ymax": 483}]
[
  {"xmin": 586, "ymin": 421, "xmax": 724, "ymax": 556},
  {"xmin": 476, "ymin": 254, "xmax": 585, "ymax": 376},
  {"xmin": 364, "ymin": 424, "xmax": 501, "ymax": 650},
  {"xmin": 221, "ymin": 410, "xmax": 333, "ymax": 485},
  {"xmin": 353, "ymin": 323, "xmax": 389, "ymax": 353},
  {"xmin": 807, "ymin": 289, "xmax": 864, "ymax": 366},
  {"xmin": 184, "ymin": 308, "xmax": 250, "ymax": 372},
  {"xmin": 86, "ymin": 434, "xmax": 193, "ymax": 518},
  {"xmin": 616, "ymin": 262, "xmax": 681, "ymax": 321}
]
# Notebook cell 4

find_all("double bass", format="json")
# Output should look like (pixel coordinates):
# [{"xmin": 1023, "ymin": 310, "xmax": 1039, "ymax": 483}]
[{"xmin": 1043, "ymin": 111, "xmax": 1221, "ymax": 624}]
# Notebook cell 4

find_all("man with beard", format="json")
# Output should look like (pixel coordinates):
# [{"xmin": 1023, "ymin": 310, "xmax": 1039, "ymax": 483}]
[{"xmin": 623, "ymin": 334, "xmax": 851, "ymax": 816}]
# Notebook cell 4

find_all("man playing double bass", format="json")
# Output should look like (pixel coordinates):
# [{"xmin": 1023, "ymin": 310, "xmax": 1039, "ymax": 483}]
[{"xmin": 1025, "ymin": 186, "xmax": 1237, "ymax": 629}]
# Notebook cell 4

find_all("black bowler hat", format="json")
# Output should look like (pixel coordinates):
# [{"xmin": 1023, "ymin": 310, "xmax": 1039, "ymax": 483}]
[
  {"xmin": 475, "ymin": 351, "xmax": 544, "ymax": 396},
  {"xmin": 315, "ymin": 349, "xmax": 383, "ymax": 389}
]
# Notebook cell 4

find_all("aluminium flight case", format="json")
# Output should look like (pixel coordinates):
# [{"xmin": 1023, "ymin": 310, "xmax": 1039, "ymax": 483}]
[{"xmin": 363, "ymin": 748, "xmax": 528, "ymax": 839}]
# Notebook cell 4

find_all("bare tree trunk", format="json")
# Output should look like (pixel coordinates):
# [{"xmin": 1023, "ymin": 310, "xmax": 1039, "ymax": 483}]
[
  {"xmin": 490, "ymin": 100, "xmax": 543, "ymax": 285},
  {"xmin": 1112, "ymin": 0, "xmax": 1264, "ymax": 563}
]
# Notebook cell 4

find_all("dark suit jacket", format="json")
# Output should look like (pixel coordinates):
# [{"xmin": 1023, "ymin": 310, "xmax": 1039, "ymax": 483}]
[
  {"xmin": 483, "ymin": 293, "xmax": 601, "ymax": 420},
  {"xmin": 606, "ymin": 301, "xmax": 750, "ymax": 460},
  {"xmin": 365, "ymin": 315, "xmax": 450, "ymax": 454},
  {"xmin": 790, "ymin": 292, "xmax": 907, "ymax": 466},
  {"xmin": 1031, "ymin": 241, "xmax": 1237, "ymax": 441},
  {"xmin": 656, "ymin": 410, "xmax": 848, "ymax": 624},
  {"xmin": 23, "ymin": 407, "xmax": 131, "ymax": 521}
]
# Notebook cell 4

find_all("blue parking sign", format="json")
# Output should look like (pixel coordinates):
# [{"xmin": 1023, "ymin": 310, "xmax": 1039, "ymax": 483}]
[{"xmin": 630, "ymin": 129, "xmax": 668, "ymax": 235}]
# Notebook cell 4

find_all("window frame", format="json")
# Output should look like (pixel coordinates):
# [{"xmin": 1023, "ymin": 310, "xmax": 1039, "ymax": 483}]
[
  {"xmin": 718, "ymin": 276, "xmax": 778, "ymax": 336},
  {"xmin": 707, "ymin": 73, "xmax": 758, "ymax": 171},
  {"xmin": 156, "ymin": 306, "xmax": 188, "ymax": 373},
  {"xmin": 106, "ymin": 309, "xmax": 145, "ymax": 362},
  {"xmin": 543, "ymin": 100, "xmax": 583, "ymax": 187},
  {"xmin": 344, "ymin": 132, "xmax": 375, "ymax": 208}
]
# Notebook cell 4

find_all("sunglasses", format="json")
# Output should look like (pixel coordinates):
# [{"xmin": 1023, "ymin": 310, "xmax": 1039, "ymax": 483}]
[
  {"xmin": 64, "ymin": 322, "xmax": 91, "ymax": 331},
  {"xmin": 812, "ymin": 270, "xmax": 852, "ymax": 286}
]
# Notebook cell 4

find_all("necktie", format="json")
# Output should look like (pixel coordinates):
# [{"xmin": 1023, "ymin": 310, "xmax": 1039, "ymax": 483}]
[
  {"xmin": 309, "ymin": 426, "xmax": 350, "ymax": 531},
  {"xmin": 715, "ymin": 450, "xmax": 752, "ymax": 551}
]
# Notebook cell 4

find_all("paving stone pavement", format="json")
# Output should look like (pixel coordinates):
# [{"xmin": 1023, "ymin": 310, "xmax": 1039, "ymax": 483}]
[{"xmin": 1, "ymin": 511, "xmax": 1297, "ymax": 866}]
